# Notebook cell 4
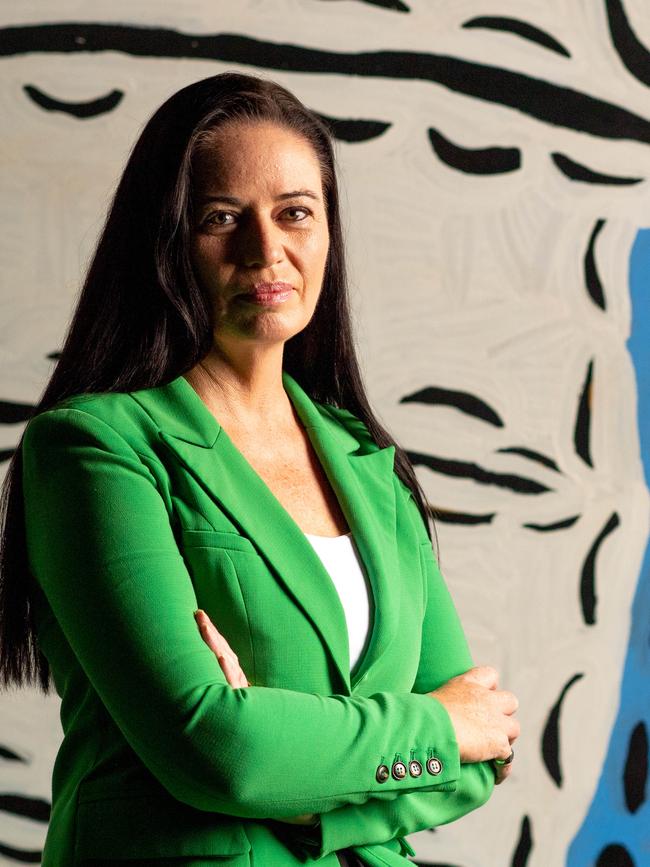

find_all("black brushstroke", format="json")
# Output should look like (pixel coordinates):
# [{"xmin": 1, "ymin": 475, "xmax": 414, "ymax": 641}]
[
  {"xmin": 406, "ymin": 450, "xmax": 552, "ymax": 494},
  {"xmin": 0, "ymin": 399, "xmax": 36, "ymax": 424},
  {"xmin": 606, "ymin": 0, "xmax": 650, "ymax": 88},
  {"xmin": 580, "ymin": 512, "xmax": 620, "ymax": 625},
  {"xmin": 427, "ymin": 127, "xmax": 520, "ymax": 174},
  {"xmin": 585, "ymin": 219, "xmax": 607, "ymax": 310},
  {"xmin": 23, "ymin": 84, "xmax": 123, "ymax": 118},
  {"xmin": 496, "ymin": 447, "xmax": 560, "ymax": 473},
  {"xmin": 552, "ymin": 152, "xmax": 643, "ymax": 185},
  {"xmin": 401, "ymin": 387, "xmax": 504, "ymax": 427},
  {"xmin": 411, "ymin": 862, "xmax": 460, "ymax": 867},
  {"xmin": 541, "ymin": 672, "xmax": 584, "ymax": 786},
  {"xmin": 624, "ymin": 721, "xmax": 648, "ymax": 813},
  {"xmin": 463, "ymin": 16, "xmax": 570, "ymax": 58},
  {"xmin": 0, "ymin": 745, "xmax": 27, "ymax": 761},
  {"xmin": 0, "ymin": 449, "xmax": 15, "ymax": 464},
  {"xmin": 574, "ymin": 359, "xmax": 593, "ymax": 467},
  {"xmin": 596, "ymin": 843, "xmax": 635, "ymax": 867},
  {"xmin": 523, "ymin": 515, "xmax": 580, "ymax": 531},
  {"xmin": 0, "ymin": 793, "xmax": 49, "ymax": 822},
  {"xmin": 354, "ymin": 0, "xmax": 411, "ymax": 11},
  {"xmin": 411, "ymin": 863, "xmax": 461, "ymax": 867},
  {"xmin": 3, "ymin": 24, "xmax": 650, "ymax": 145},
  {"xmin": 313, "ymin": 111, "xmax": 391, "ymax": 142},
  {"xmin": 0, "ymin": 841, "xmax": 42, "ymax": 863},
  {"xmin": 429, "ymin": 509, "xmax": 495, "ymax": 525},
  {"xmin": 511, "ymin": 814, "xmax": 533, "ymax": 867}
]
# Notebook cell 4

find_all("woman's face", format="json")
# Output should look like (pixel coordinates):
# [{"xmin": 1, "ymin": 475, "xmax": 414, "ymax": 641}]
[{"xmin": 189, "ymin": 119, "xmax": 330, "ymax": 351}]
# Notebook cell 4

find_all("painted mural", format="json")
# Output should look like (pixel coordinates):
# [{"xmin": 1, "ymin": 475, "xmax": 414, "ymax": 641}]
[{"xmin": 0, "ymin": 1, "xmax": 648, "ymax": 864}]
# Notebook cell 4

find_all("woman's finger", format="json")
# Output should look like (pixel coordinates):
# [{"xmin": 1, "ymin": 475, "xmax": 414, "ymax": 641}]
[
  {"xmin": 194, "ymin": 609, "xmax": 250, "ymax": 687},
  {"xmin": 498, "ymin": 689, "xmax": 519, "ymax": 714},
  {"xmin": 460, "ymin": 665, "xmax": 500, "ymax": 690},
  {"xmin": 195, "ymin": 609, "xmax": 231, "ymax": 655},
  {"xmin": 493, "ymin": 745, "xmax": 515, "ymax": 785},
  {"xmin": 219, "ymin": 652, "xmax": 249, "ymax": 688}
]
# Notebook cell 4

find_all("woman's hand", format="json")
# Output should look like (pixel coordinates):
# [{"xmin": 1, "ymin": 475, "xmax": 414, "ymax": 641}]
[
  {"xmin": 193, "ymin": 609, "xmax": 319, "ymax": 825},
  {"xmin": 194, "ymin": 608, "xmax": 250, "ymax": 688},
  {"xmin": 428, "ymin": 665, "xmax": 519, "ymax": 785}
]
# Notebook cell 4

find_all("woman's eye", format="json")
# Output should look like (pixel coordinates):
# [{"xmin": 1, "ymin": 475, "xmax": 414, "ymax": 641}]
[
  {"xmin": 283, "ymin": 207, "xmax": 310, "ymax": 221},
  {"xmin": 205, "ymin": 211, "xmax": 235, "ymax": 226}
]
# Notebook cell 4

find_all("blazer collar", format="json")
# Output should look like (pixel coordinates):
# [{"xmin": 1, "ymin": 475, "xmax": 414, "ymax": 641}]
[{"xmin": 130, "ymin": 371, "xmax": 398, "ymax": 695}]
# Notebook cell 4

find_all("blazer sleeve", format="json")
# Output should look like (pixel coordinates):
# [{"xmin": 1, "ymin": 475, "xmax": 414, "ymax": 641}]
[
  {"xmin": 21, "ymin": 407, "xmax": 466, "ymax": 820},
  {"xmin": 309, "ymin": 480, "xmax": 496, "ymax": 858}
]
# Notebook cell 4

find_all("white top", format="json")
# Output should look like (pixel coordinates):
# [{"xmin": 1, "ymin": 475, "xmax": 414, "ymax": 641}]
[{"xmin": 304, "ymin": 531, "xmax": 372, "ymax": 672}]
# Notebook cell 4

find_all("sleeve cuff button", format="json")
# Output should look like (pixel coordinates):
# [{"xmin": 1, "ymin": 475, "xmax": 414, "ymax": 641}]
[
  {"xmin": 426, "ymin": 756, "xmax": 443, "ymax": 775},
  {"xmin": 375, "ymin": 763, "xmax": 390, "ymax": 783},
  {"xmin": 391, "ymin": 760, "xmax": 407, "ymax": 780}
]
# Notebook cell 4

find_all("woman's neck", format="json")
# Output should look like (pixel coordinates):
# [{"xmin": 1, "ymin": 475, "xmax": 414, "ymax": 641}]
[{"xmin": 183, "ymin": 353, "xmax": 294, "ymax": 434}]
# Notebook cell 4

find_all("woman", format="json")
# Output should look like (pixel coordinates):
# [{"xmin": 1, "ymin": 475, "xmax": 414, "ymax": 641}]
[{"xmin": 0, "ymin": 72, "xmax": 519, "ymax": 867}]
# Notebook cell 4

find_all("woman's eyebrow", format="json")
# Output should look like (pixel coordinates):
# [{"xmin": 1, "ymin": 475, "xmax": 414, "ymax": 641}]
[{"xmin": 199, "ymin": 190, "xmax": 321, "ymax": 205}]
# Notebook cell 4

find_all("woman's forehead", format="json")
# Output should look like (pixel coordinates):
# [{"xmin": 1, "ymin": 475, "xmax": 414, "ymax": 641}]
[{"xmin": 192, "ymin": 124, "xmax": 324, "ymax": 190}]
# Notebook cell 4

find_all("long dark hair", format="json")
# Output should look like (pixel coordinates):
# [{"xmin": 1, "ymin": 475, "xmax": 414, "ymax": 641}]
[{"xmin": 0, "ymin": 71, "xmax": 438, "ymax": 694}]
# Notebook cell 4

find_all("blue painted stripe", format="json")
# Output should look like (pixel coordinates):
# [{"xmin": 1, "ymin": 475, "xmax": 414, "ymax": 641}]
[{"xmin": 568, "ymin": 229, "xmax": 650, "ymax": 865}]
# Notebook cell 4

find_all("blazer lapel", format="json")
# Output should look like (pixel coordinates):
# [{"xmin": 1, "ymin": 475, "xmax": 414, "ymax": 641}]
[{"xmin": 130, "ymin": 371, "xmax": 399, "ymax": 696}]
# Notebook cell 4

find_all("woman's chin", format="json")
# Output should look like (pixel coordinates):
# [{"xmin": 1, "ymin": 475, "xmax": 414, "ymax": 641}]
[{"xmin": 215, "ymin": 311, "xmax": 311, "ymax": 346}]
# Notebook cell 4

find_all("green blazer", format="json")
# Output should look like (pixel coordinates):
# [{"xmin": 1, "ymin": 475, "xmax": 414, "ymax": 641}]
[{"xmin": 21, "ymin": 370, "xmax": 495, "ymax": 867}]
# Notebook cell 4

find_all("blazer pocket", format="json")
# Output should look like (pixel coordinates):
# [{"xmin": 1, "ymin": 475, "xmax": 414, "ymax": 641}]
[
  {"xmin": 179, "ymin": 528, "xmax": 257, "ymax": 683},
  {"xmin": 181, "ymin": 528, "xmax": 258, "ymax": 555},
  {"xmin": 75, "ymin": 792, "xmax": 251, "ymax": 861}
]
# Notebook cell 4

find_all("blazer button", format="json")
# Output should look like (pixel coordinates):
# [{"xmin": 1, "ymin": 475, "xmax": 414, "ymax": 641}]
[
  {"xmin": 408, "ymin": 759, "xmax": 423, "ymax": 778},
  {"xmin": 391, "ymin": 760, "xmax": 407, "ymax": 780},
  {"xmin": 426, "ymin": 756, "xmax": 443, "ymax": 775},
  {"xmin": 375, "ymin": 764, "xmax": 390, "ymax": 783}
]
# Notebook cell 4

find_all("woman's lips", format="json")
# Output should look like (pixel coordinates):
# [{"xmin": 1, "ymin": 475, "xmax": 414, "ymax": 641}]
[{"xmin": 238, "ymin": 282, "xmax": 294, "ymax": 305}]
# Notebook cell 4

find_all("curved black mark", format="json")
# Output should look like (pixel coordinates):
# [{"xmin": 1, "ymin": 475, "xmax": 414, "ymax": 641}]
[
  {"xmin": 0, "ymin": 791, "xmax": 49, "ymax": 863},
  {"xmin": 523, "ymin": 515, "xmax": 580, "ymax": 532},
  {"xmin": 596, "ymin": 843, "xmax": 635, "ymax": 867},
  {"xmin": 353, "ymin": 0, "xmax": 410, "ymax": 10},
  {"xmin": 462, "ymin": 16, "xmax": 570, "ymax": 58},
  {"xmin": 23, "ymin": 84, "xmax": 123, "ymax": 118},
  {"xmin": 401, "ymin": 386, "xmax": 504, "ymax": 427},
  {"xmin": 552, "ymin": 152, "xmax": 643, "ymax": 185},
  {"xmin": 511, "ymin": 814, "xmax": 533, "ymax": 867},
  {"xmin": 0, "ymin": 399, "xmax": 36, "ymax": 424},
  {"xmin": 574, "ymin": 359, "xmax": 594, "ymax": 467},
  {"xmin": 606, "ymin": 0, "xmax": 650, "ymax": 88},
  {"xmin": 3, "ymin": 24, "xmax": 650, "ymax": 145},
  {"xmin": 429, "ymin": 508, "xmax": 495, "ymax": 525},
  {"xmin": 541, "ymin": 672, "xmax": 584, "ymax": 786},
  {"xmin": 409, "ymin": 863, "xmax": 460, "ymax": 867},
  {"xmin": 0, "ymin": 744, "xmax": 28, "ymax": 761},
  {"xmin": 427, "ymin": 127, "xmax": 520, "ymax": 174},
  {"xmin": 624, "ymin": 721, "xmax": 648, "ymax": 813},
  {"xmin": 406, "ymin": 449, "xmax": 553, "ymax": 494},
  {"xmin": 0, "ymin": 793, "xmax": 50, "ymax": 822},
  {"xmin": 313, "ymin": 111, "xmax": 391, "ymax": 142},
  {"xmin": 580, "ymin": 511, "xmax": 620, "ymax": 625},
  {"xmin": 0, "ymin": 840, "xmax": 43, "ymax": 863},
  {"xmin": 496, "ymin": 446, "xmax": 560, "ymax": 473},
  {"xmin": 0, "ymin": 449, "xmax": 16, "ymax": 464},
  {"xmin": 585, "ymin": 219, "xmax": 607, "ymax": 310}
]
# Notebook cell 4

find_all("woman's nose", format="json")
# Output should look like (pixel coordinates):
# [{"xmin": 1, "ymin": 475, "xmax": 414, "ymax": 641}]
[{"xmin": 240, "ymin": 214, "xmax": 283, "ymax": 267}]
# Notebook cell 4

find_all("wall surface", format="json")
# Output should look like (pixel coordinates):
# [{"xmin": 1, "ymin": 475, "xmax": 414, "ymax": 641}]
[{"xmin": 1, "ymin": 2, "xmax": 648, "ymax": 865}]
